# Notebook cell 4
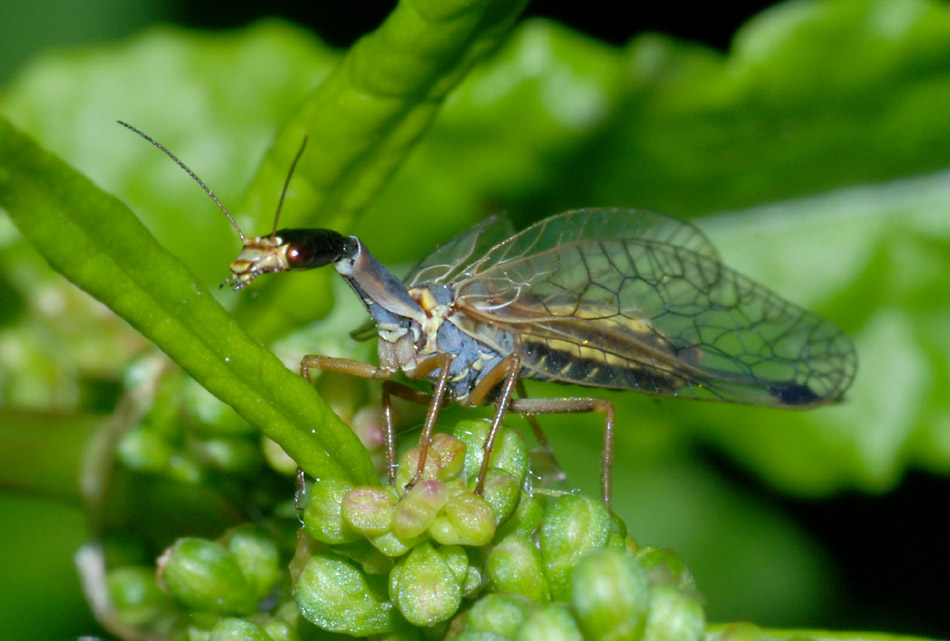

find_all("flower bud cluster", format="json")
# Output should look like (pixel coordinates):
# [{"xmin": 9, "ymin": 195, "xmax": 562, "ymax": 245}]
[
  {"xmin": 292, "ymin": 420, "xmax": 707, "ymax": 641},
  {"xmin": 115, "ymin": 369, "xmax": 265, "ymax": 484},
  {"xmin": 156, "ymin": 524, "xmax": 282, "ymax": 617},
  {"xmin": 108, "ymin": 420, "xmax": 708, "ymax": 641},
  {"xmin": 106, "ymin": 524, "xmax": 295, "ymax": 640}
]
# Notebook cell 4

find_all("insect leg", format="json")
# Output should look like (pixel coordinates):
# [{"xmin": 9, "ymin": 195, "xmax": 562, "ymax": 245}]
[
  {"xmin": 298, "ymin": 354, "xmax": 396, "ymax": 480},
  {"xmin": 507, "ymin": 397, "xmax": 615, "ymax": 508},
  {"xmin": 467, "ymin": 354, "xmax": 522, "ymax": 497},
  {"xmin": 299, "ymin": 355, "xmax": 393, "ymax": 382},
  {"xmin": 516, "ymin": 380, "xmax": 568, "ymax": 487},
  {"xmin": 380, "ymin": 381, "xmax": 442, "ymax": 484},
  {"xmin": 403, "ymin": 353, "xmax": 454, "ymax": 493}
]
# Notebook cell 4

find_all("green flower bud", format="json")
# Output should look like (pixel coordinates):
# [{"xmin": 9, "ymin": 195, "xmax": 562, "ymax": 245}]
[
  {"xmin": 436, "ymin": 544, "xmax": 470, "ymax": 584},
  {"xmin": 635, "ymin": 547, "xmax": 697, "ymax": 591},
  {"xmin": 166, "ymin": 452, "xmax": 204, "ymax": 484},
  {"xmin": 176, "ymin": 623, "xmax": 213, "ymax": 641},
  {"xmin": 343, "ymin": 485, "xmax": 399, "ymax": 537},
  {"xmin": 395, "ymin": 433, "xmax": 468, "ymax": 488},
  {"xmin": 303, "ymin": 478, "xmax": 359, "ymax": 544},
  {"xmin": 375, "ymin": 622, "xmax": 423, "ymax": 641},
  {"xmin": 390, "ymin": 542, "xmax": 462, "ymax": 626},
  {"xmin": 116, "ymin": 425, "xmax": 174, "ymax": 473},
  {"xmin": 336, "ymin": 539, "xmax": 395, "ymax": 575},
  {"xmin": 261, "ymin": 437, "xmax": 297, "ymax": 476},
  {"xmin": 461, "ymin": 562, "xmax": 485, "ymax": 597},
  {"xmin": 224, "ymin": 525, "xmax": 281, "ymax": 601},
  {"xmin": 708, "ymin": 622, "xmax": 764, "ymax": 641},
  {"xmin": 106, "ymin": 565, "xmax": 175, "ymax": 628},
  {"xmin": 475, "ymin": 468, "xmax": 521, "ymax": 524},
  {"xmin": 295, "ymin": 550, "xmax": 396, "ymax": 636},
  {"xmin": 606, "ymin": 531, "xmax": 627, "ymax": 551},
  {"xmin": 369, "ymin": 530, "xmax": 424, "ymax": 558},
  {"xmin": 261, "ymin": 619, "xmax": 301, "ymax": 641},
  {"xmin": 193, "ymin": 436, "xmax": 261, "ymax": 473},
  {"xmin": 429, "ymin": 485, "xmax": 496, "ymax": 546},
  {"xmin": 487, "ymin": 533, "xmax": 549, "ymax": 602},
  {"xmin": 641, "ymin": 584, "xmax": 705, "ymax": 641},
  {"xmin": 453, "ymin": 421, "xmax": 528, "ymax": 486},
  {"xmin": 158, "ymin": 538, "xmax": 256, "ymax": 615},
  {"xmin": 452, "ymin": 632, "xmax": 511, "ymax": 641},
  {"xmin": 495, "ymin": 493, "xmax": 545, "ymax": 540},
  {"xmin": 571, "ymin": 549, "xmax": 650, "ymax": 641},
  {"xmin": 209, "ymin": 618, "xmax": 271, "ymax": 641},
  {"xmin": 606, "ymin": 512, "xmax": 629, "ymax": 550},
  {"xmin": 515, "ymin": 604, "xmax": 583, "ymax": 641},
  {"xmin": 465, "ymin": 593, "xmax": 536, "ymax": 638},
  {"xmin": 431, "ymin": 432, "xmax": 468, "ymax": 481},
  {"xmin": 433, "ymin": 544, "xmax": 483, "ymax": 595},
  {"xmin": 393, "ymin": 480, "xmax": 449, "ymax": 539},
  {"xmin": 540, "ymin": 496, "xmax": 610, "ymax": 600},
  {"xmin": 182, "ymin": 377, "xmax": 254, "ymax": 436},
  {"xmin": 454, "ymin": 420, "xmax": 493, "ymax": 477}
]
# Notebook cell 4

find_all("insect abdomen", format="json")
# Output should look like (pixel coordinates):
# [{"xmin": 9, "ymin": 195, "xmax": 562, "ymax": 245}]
[{"xmin": 517, "ymin": 338, "xmax": 687, "ymax": 395}]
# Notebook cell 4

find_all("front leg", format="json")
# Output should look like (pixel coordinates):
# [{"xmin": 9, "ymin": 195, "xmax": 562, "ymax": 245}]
[
  {"xmin": 299, "ymin": 354, "xmax": 393, "ymax": 382},
  {"xmin": 298, "ymin": 354, "xmax": 396, "ymax": 480},
  {"xmin": 403, "ymin": 353, "xmax": 454, "ymax": 494},
  {"xmin": 380, "ymin": 381, "xmax": 441, "ymax": 484}
]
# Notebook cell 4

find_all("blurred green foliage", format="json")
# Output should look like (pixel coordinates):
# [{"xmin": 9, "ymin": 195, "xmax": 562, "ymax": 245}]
[{"xmin": 2, "ymin": 0, "xmax": 950, "ymax": 639}]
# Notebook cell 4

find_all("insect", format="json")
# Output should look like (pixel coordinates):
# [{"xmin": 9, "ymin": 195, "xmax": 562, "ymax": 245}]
[{"xmin": 119, "ymin": 122, "xmax": 858, "ymax": 507}]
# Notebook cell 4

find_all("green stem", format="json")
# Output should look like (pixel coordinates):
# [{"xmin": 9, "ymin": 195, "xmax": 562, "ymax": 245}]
[{"xmin": 233, "ymin": 0, "xmax": 530, "ymax": 337}]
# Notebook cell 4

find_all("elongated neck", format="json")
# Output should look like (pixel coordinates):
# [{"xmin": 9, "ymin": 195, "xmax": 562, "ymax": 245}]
[{"xmin": 333, "ymin": 238, "xmax": 426, "ymax": 325}]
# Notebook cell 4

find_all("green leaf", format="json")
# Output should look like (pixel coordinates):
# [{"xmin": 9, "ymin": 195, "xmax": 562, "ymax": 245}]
[
  {"xmin": 242, "ymin": 0, "xmax": 534, "ymax": 232},
  {"xmin": 235, "ymin": 0, "xmax": 532, "ymax": 335},
  {"xmin": 0, "ymin": 117, "xmax": 375, "ymax": 485}
]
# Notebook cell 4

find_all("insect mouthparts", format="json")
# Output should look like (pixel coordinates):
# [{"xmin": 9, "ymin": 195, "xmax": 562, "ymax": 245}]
[{"xmin": 222, "ymin": 234, "xmax": 294, "ymax": 290}]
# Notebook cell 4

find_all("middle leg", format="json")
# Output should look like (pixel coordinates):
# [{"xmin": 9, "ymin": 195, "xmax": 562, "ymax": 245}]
[{"xmin": 466, "ymin": 354, "xmax": 523, "ymax": 497}]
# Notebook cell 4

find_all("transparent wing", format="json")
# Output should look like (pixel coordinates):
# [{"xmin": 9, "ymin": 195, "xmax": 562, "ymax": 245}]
[
  {"xmin": 405, "ymin": 214, "xmax": 517, "ymax": 288},
  {"xmin": 452, "ymin": 208, "xmax": 856, "ymax": 407}
]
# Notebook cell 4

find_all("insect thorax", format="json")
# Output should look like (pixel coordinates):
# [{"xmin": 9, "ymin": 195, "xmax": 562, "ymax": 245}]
[{"xmin": 383, "ymin": 284, "xmax": 504, "ymax": 403}]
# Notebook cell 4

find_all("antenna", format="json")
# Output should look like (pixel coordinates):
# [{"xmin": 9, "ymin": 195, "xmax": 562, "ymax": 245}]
[
  {"xmin": 270, "ymin": 135, "xmax": 308, "ymax": 239},
  {"xmin": 117, "ymin": 121, "xmax": 246, "ymax": 240}
]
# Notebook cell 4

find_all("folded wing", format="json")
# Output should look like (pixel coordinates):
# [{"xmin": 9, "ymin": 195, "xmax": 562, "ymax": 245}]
[{"xmin": 449, "ymin": 208, "xmax": 855, "ymax": 408}]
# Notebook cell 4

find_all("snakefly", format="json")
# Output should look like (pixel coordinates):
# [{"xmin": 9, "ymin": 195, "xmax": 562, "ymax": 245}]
[{"xmin": 119, "ymin": 122, "xmax": 857, "ymax": 507}]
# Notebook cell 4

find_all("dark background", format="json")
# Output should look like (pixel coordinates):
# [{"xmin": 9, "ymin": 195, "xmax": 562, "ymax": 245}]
[{"xmin": 178, "ymin": 1, "xmax": 774, "ymax": 51}]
